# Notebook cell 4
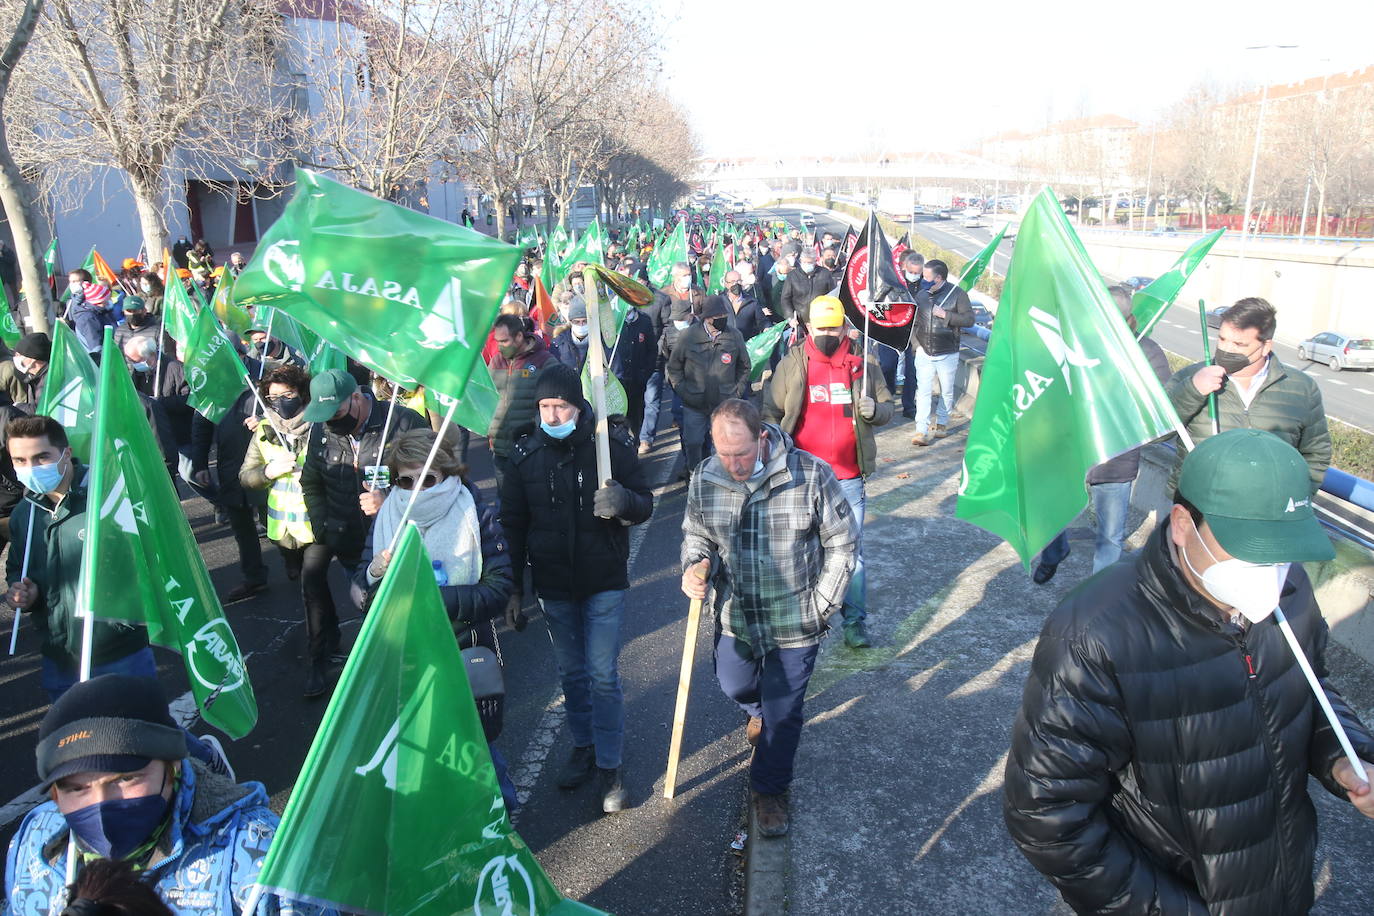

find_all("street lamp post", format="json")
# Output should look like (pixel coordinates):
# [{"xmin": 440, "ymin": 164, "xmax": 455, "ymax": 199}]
[{"xmin": 1236, "ymin": 44, "xmax": 1297, "ymax": 271}]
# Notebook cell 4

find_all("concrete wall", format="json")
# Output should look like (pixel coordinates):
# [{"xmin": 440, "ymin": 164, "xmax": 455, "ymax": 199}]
[{"xmin": 1081, "ymin": 232, "xmax": 1374, "ymax": 347}]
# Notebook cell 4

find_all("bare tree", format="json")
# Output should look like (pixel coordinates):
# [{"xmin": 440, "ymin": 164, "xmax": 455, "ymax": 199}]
[
  {"xmin": 279, "ymin": 0, "xmax": 467, "ymax": 202},
  {"xmin": 11, "ymin": 0, "xmax": 289, "ymax": 257},
  {"xmin": 446, "ymin": 0, "xmax": 658, "ymax": 240},
  {"xmin": 0, "ymin": 0, "xmax": 50, "ymax": 331}
]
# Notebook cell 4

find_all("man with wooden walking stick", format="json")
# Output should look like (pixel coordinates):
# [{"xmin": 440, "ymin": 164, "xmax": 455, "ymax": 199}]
[{"xmin": 679, "ymin": 398, "xmax": 858, "ymax": 837}]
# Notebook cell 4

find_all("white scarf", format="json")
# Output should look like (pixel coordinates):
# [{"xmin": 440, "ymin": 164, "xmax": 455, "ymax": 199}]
[{"xmin": 370, "ymin": 476, "xmax": 483, "ymax": 587}]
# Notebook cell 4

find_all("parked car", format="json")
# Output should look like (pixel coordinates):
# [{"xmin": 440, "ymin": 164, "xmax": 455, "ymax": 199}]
[
  {"xmin": 1124, "ymin": 276, "xmax": 1156, "ymax": 291},
  {"xmin": 1205, "ymin": 306, "xmax": 1228, "ymax": 329},
  {"xmin": 971, "ymin": 305, "xmax": 995, "ymax": 328},
  {"xmin": 1297, "ymin": 332, "xmax": 1374, "ymax": 371}
]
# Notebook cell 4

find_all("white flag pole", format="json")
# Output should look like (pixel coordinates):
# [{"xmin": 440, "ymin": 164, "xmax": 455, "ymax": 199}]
[
  {"xmin": 1272, "ymin": 606, "xmax": 1369, "ymax": 785},
  {"xmin": 8, "ymin": 500, "xmax": 35, "ymax": 655}
]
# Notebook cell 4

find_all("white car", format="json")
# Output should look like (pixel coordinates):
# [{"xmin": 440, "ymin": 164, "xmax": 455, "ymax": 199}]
[
  {"xmin": 800, "ymin": 213, "xmax": 816, "ymax": 228},
  {"xmin": 962, "ymin": 209, "xmax": 984, "ymax": 228},
  {"xmin": 1297, "ymin": 332, "xmax": 1374, "ymax": 371}
]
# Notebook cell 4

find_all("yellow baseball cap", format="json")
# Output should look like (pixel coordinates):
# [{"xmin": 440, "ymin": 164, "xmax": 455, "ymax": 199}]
[{"xmin": 809, "ymin": 295, "xmax": 844, "ymax": 329}]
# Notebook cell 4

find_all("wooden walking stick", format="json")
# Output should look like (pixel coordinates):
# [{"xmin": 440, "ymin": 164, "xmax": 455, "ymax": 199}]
[{"xmin": 663, "ymin": 596, "xmax": 704, "ymax": 800}]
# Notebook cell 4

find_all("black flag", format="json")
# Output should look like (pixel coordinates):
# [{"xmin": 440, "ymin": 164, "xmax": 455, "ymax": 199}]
[{"xmin": 835, "ymin": 214, "xmax": 917, "ymax": 349}]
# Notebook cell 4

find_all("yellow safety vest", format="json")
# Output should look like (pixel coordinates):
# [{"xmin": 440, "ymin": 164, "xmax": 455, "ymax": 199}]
[{"xmin": 257, "ymin": 428, "xmax": 314, "ymax": 545}]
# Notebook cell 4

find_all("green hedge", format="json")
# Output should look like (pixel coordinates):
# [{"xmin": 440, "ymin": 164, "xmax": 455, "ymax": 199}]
[{"xmin": 770, "ymin": 196, "xmax": 1006, "ymax": 300}]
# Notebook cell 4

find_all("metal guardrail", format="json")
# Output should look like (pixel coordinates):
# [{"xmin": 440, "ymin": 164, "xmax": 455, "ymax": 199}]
[{"xmin": 1318, "ymin": 467, "xmax": 1374, "ymax": 551}]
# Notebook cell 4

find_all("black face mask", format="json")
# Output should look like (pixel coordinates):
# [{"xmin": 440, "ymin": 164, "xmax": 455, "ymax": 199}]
[
  {"xmin": 127, "ymin": 313, "xmax": 150, "ymax": 329},
  {"xmin": 1214, "ymin": 347, "xmax": 1259, "ymax": 375},
  {"xmin": 814, "ymin": 335, "xmax": 841, "ymax": 357},
  {"xmin": 272, "ymin": 395, "xmax": 304, "ymax": 420},
  {"xmin": 709, "ymin": 316, "xmax": 728, "ymax": 332},
  {"xmin": 325, "ymin": 407, "xmax": 356, "ymax": 435},
  {"xmin": 727, "ymin": 283, "xmax": 743, "ymax": 296}
]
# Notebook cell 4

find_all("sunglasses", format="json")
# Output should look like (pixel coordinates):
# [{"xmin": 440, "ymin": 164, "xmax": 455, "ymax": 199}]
[{"xmin": 395, "ymin": 472, "xmax": 441, "ymax": 491}]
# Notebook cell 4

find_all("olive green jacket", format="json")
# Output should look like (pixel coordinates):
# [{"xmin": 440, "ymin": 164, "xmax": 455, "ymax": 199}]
[{"xmin": 1165, "ymin": 356, "xmax": 1331, "ymax": 494}]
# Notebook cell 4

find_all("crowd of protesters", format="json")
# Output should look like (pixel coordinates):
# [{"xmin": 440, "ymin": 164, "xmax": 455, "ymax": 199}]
[{"xmin": 0, "ymin": 210, "xmax": 1370, "ymax": 916}]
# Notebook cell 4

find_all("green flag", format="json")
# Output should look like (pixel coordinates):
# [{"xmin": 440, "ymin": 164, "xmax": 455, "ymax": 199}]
[
  {"xmin": 647, "ymin": 221, "xmax": 687, "ymax": 288},
  {"xmin": 35, "ymin": 322, "xmax": 98, "ymax": 461},
  {"xmin": 211, "ymin": 272, "xmax": 253, "ymax": 340},
  {"xmin": 183, "ymin": 308, "xmax": 249, "ymax": 423},
  {"xmin": 581, "ymin": 355, "xmax": 628, "ymax": 418},
  {"xmin": 163, "ymin": 275, "xmax": 200, "ymax": 345},
  {"xmin": 957, "ymin": 223, "xmax": 1008, "ymax": 291},
  {"xmin": 955, "ymin": 187, "xmax": 1181, "ymax": 568},
  {"xmin": 1131, "ymin": 228, "xmax": 1225, "ymax": 340},
  {"xmin": 0, "ymin": 284, "xmax": 20, "ymax": 349},
  {"xmin": 255, "ymin": 526, "xmax": 603, "ymax": 915},
  {"xmin": 746, "ymin": 322, "xmax": 788, "ymax": 382},
  {"xmin": 82, "ymin": 331, "xmax": 258, "ymax": 737},
  {"xmin": 234, "ymin": 170, "xmax": 519, "ymax": 405},
  {"xmin": 422, "ymin": 360, "xmax": 499, "ymax": 437},
  {"xmin": 555, "ymin": 219, "xmax": 606, "ymax": 286},
  {"xmin": 43, "ymin": 238, "xmax": 57, "ymax": 276},
  {"xmin": 517, "ymin": 224, "xmax": 542, "ymax": 250},
  {"xmin": 707, "ymin": 233, "xmax": 730, "ymax": 295}
]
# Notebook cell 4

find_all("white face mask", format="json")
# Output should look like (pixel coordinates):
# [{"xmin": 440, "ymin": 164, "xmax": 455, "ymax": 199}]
[
  {"xmin": 674, "ymin": 276, "xmax": 691, "ymax": 291},
  {"xmin": 570, "ymin": 323, "xmax": 589, "ymax": 340},
  {"xmin": 673, "ymin": 319, "xmax": 692, "ymax": 331},
  {"xmin": 1181, "ymin": 516, "xmax": 1291, "ymax": 623},
  {"xmin": 800, "ymin": 263, "xmax": 815, "ymax": 274},
  {"xmin": 904, "ymin": 270, "xmax": 920, "ymax": 282}
]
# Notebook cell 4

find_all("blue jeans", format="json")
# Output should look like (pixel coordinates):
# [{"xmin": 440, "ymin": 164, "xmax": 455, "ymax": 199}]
[
  {"xmin": 1038, "ymin": 480, "xmax": 1134, "ymax": 574},
  {"xmin": 900, "ymin": 348, "xmax": 917, "ymax": 414},
  {"xmin": 682, "ymin": 405, "xmax": 712, "ymax": 471},
  {"xmin": 914, "ymin": 350, "xmax": 959, "ymax": 433},
  {"xmin": 540, "ymin": 590, "xmax": 626, "ymax": 769},
  {"xmin": 640, "ymin": 371, "xmax": 663, "ymax": 445},
  {"xmin": 714, "ymin": 635, "xmax": 818, "ymax": 795},
  {"xmin": 837, "ymin": 476, "xmax": 866, "ymax": 625},
  {"xmin": 42, "ymin": 647, "xmax": 217, "ymax": 767}
]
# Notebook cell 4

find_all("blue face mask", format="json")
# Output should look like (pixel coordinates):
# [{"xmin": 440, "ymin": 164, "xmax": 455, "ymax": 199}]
[
  {"xmin": 673, "ymin": 319, "xmax": 692, "ymax": 331},
  {"xmin": 64, "ymin": 789, "xmax": 171, "ymax": 860},
  {"xmin": 17, "ymin": 459, "xmax": 65, "ymax": 496},
  {"xmin": 540, "ymin": 417, "xmax": 577, "ymax": 440},
  {"xmin": 132, "ymin": 361, "xmax": 151, "ymax": 373}
]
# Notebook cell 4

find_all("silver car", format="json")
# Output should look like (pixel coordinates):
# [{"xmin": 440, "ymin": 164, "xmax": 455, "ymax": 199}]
[{"xmin": 1297, "ymin": 332, "xmax": 1374, "ymax": 371}]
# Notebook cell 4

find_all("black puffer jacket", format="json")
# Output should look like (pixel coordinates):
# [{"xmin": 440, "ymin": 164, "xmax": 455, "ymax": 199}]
[
  {"xmin": 1004, "ymin": 522, "xmax": 1374, "ymax": 915},
  {"xmin": 190, "ymin": 391, "xmax": 263, "ymax": 510},
  {"xmin": 778, "ymin": 265, "xmax": 835, "ymax": 325},
  {"xmin": 300, "ymin": 392, "xmax": 427, "ymax": 554},
  {"xmin": 499, "ymin": 406, "xmax": 653, "ymax": 601}
]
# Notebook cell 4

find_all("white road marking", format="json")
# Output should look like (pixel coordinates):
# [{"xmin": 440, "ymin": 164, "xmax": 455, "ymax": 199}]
[
  {"xmin": 1355, "ymin": 388, "xmax": 1373, "ymax": 395},
  {"xmin": 1328, "ymin": 378, "xmax": 1346, "ymax": 386}
]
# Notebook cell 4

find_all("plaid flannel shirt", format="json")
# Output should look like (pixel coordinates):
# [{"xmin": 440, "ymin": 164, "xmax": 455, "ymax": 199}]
[{"xmin": 681, "ymin": 425, "xmax": 858, "ymax": 657}]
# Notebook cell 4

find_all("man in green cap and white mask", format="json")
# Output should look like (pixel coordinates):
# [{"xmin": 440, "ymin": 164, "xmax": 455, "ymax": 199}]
[{"xmin": 1004, "ymin": 428, "xmax": 1374, "ymax": 914}]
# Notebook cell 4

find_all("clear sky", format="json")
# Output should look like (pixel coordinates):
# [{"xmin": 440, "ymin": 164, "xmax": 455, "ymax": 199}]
[{"xmin": 656, "ymin": 0, "xmax": 1374, "ymax": 158}]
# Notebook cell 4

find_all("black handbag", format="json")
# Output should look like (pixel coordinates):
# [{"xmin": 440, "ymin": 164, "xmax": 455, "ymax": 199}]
[{"xmin": 460, "ymin": 628, "xmax": 506, "ymax": 741}]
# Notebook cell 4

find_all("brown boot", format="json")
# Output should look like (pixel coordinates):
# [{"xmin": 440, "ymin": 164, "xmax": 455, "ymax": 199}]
[
  {"xmin": 933, "ymin": 424, "xmax": 949, "ymax": 439},
  {"xmin": 746, "ymin": 716, "xmax": 763, "ymax": 747},
  {"xmin": 911, "ymin": 432, "xmax": 931, "ymax": 447},
  {"xmin": 752, "ymin": 790, "xmax": 790, "ymax": 837}
]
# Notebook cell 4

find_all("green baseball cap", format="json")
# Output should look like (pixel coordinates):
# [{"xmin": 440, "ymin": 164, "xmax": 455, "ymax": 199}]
[
  {"xmin": 303, "ymin": 368, "xmax": 358, "ymax": 423},
  {"xmin": 1177, "ymin": 429, "xmax": 1333, "ymax": 563}
]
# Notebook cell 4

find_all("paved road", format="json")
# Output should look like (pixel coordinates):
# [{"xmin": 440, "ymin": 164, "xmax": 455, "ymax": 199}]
[
  {"xmin": 755, "ymin": 206, "xmax": 1374, "ymax": 432},
  {"xmin": 0, "ymin": 424, "xmax": 755, "ymax": 914}
]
